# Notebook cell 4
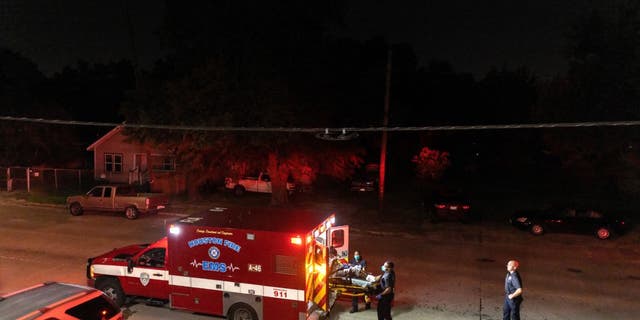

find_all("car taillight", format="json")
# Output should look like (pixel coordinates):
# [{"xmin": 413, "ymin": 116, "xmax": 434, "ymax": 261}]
[
  {"xmin": 462, "ymin": 205, "xmax": 470, "ymax": 210},
  {"xmin": 435, "ymin": 204, "xmax": 446, "ymax": 209}
]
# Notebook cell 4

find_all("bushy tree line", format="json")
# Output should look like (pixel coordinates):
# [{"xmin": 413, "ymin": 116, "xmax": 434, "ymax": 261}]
[{"xmin": 2, "ymin": 1, "xmax": 640, "ymax": 201}]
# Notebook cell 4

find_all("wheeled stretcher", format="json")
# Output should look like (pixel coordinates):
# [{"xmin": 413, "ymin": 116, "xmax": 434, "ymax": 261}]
[{"xmin": 328, "ymin": 265, "xmax": 380, "ymax": 299}]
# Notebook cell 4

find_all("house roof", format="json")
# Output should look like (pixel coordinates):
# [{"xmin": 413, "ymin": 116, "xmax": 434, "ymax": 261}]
[{"xmin": 86, "ymin": 125, "xmax": 123, "ymax": 151}]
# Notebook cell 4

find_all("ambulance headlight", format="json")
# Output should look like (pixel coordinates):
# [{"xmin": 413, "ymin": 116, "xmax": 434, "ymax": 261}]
[{"xmin": 169, "ymin": 225, "xmax": 181, "ymax": 235}]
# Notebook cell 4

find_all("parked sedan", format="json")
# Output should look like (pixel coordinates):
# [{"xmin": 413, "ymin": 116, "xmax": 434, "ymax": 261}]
[
  {"xmin": 424, "ymin": 189, "xmax": 474, "ymax": 223},
  {"xmin": 510, "ymin": 206, "xmax": 629, "ymax": 239}
]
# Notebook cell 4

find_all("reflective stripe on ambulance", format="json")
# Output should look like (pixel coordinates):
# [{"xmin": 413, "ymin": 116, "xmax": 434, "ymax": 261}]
[{"xmin": 92, "ymin": 264, "xmax": 304, "ymax": 301}]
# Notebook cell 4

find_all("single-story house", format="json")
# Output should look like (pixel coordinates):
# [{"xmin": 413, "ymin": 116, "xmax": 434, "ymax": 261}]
[{"xmin": 87, "ymin": 126, "xmax": 186, "ymax": 194}]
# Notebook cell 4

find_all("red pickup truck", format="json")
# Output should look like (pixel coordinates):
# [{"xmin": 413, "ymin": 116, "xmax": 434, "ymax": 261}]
[{"xmin": 66, "ymin": 185, "xmax": 169, "ymax": 219}]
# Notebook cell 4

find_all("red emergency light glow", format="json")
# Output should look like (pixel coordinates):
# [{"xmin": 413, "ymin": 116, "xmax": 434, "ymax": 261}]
[{"xmin": 290, "ymin": 236, "xmax": 302, "ymax": 245}]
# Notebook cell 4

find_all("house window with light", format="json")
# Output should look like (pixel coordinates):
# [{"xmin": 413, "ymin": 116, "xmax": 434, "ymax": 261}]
[
  {"xmin": 104, "ymin": 153, "xmax": 123, "ymax": 173},
  {"xmin": 151, "ymin": 155, "xmax": 176, "ymax": 172}
]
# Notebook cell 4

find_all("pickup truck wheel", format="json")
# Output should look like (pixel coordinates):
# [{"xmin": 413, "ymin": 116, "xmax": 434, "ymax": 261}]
[
  {"xmin": 69, "ymin": 202, "xmax": 83, "ymax": 216},
  {"xmin": 125, "ymin": 206, "xmax": 139, "ymax": 219},
  {"xmin": 234, "ymin": 185, "xmax": 245, "ymax": 196},
  {"xmin": 228, "ymin": 303, "xmax": 258, "ymax": 320},
  {"xmin": 96, "ymin": 278, "xmax": 125, "ymax": 307}
]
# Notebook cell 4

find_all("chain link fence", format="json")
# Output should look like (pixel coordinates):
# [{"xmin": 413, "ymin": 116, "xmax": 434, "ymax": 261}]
[{"xmin": 1, "ymin": 167, "xmax": 94, "ymax": 193}]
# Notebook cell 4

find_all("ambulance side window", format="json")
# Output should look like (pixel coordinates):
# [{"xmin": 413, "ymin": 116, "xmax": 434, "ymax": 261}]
[
  {"xmin": 331, "ymin": 230, "xmax": 344, "ymax": 247},
  {"xmin": 139, "ymin": 248, "xmax": 166, "ymax": 268}
]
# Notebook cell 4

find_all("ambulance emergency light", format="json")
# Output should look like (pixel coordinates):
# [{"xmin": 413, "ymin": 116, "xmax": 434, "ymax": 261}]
[{"xmin": 169, "ymin": 225, "xmax": 180, "ymax": 235}]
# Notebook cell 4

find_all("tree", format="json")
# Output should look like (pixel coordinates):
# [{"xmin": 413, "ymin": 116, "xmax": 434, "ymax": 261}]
[
  {"xmin": 0, "ymin": 49, "xmax": 80, "ymax": 166},
  {"xmin": 119, "ymin": 1, "xmax": 370, "ymax": 203},
  {"xmin": 412, "ymin": 146, "xmax": 450, "ymax": 183},
  {"xmin": 121, "ymin": 56, "xmax": 365, "ymax": 203},
  {"xmin": 536, "ymin": 2, "xmax": 640, "ymax": 195}
]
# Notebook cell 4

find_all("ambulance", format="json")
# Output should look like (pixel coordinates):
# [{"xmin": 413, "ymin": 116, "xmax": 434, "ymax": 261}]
[{"xmin": 86, "ymin": 207, "xmax": 349, "ymax": 320}]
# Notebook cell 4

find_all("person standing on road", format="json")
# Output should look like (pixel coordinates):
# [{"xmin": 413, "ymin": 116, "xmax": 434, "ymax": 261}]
[
  {"xmin": 374, "ymin": 260, "xmax": 395, "ymax": 320},
  {"xmin": 503, "ymin": 260, "xmax": 523, "ymax": 320},
  {"xmin": 349, "ymin": 250, "xmax": 370, "ymax": 313}
]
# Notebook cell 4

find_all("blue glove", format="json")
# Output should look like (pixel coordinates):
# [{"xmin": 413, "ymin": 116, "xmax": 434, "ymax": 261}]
[{"xmin": 376, "ymin": 294, "xmax": 382, "ymax": 300}]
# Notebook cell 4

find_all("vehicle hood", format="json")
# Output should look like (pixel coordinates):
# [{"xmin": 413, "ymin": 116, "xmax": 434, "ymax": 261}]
[{"xmin": 90, "ymin": 243, "xmax": 150, "ymax": 265}]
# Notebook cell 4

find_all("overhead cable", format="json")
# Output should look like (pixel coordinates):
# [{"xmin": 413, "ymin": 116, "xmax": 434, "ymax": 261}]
[{"xmin": 2, "ymin": 115, "xmax": 640, "ymax": 132}]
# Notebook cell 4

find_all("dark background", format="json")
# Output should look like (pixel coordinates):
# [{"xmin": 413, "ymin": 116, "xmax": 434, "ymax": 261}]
[{"xmin": 1, "ymin": 0, "xmax": 639, "ymax": 212}]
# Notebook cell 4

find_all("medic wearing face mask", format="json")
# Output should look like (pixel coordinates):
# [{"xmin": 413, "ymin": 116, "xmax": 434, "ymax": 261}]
[
  {"xmin": 348, "ymin": 250, "xmax": 370, "ymax": 313},
  {"xmin": 374, "ymin": 260, "xmax": 395, "ymax": 320}
]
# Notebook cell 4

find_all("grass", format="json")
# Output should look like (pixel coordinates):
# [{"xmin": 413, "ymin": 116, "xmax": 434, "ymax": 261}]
[{"xmin": 3, "ymin": 190, "xmax": 69, "ymax": 204}]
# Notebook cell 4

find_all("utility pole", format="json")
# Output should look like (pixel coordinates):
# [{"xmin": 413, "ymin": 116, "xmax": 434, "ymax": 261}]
[{"xmin": 379, "ymin": 47, "xmax": 392, "ymax": 211}]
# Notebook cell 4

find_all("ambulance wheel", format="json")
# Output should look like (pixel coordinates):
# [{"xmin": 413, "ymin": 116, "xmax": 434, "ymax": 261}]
[
  {"xmin": 234, "ymin": 185, "xmax": 245, "ymax": 196},
  {"xmin": 228, "ymin": 303, "xmax": 258, "ymax": 320},
  {"xmin": 96, "ymin": 278, "xmax": 125, "ymax": 307},
  {"xmin": 69, "ymin": 202, "xmax": 83, "ymax": 216},
  {"xmin": 124, "ymin": 206, "xmax": 139, "ymax": 219}
]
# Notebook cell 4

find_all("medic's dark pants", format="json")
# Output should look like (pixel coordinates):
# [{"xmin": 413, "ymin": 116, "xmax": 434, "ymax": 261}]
[
  {"xmin": 503, "ymin": 296, "xmax": 522, "ymax": 320},
  {"xmin": 377, "ymin": 294, "xmax": 393, "ymax": 320}
]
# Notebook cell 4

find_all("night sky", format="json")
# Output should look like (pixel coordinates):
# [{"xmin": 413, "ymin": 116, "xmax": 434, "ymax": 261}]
[{"xmin": 0, "ymin": 0, "xmax": 618, "ymax": 77}]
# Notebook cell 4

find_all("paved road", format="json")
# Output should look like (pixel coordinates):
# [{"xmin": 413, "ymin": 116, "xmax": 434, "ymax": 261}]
[{"xmin": 1, "ymin": 202, "xmax": 639, "ymax": 319}]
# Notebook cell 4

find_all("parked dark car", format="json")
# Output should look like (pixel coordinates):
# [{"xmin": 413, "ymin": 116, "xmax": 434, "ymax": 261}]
[
  {"xmin": 424, "ymin": 189, "xmax": 474, "ymax": 223},
  {"xmin": 510, "ymin": 206, "xmax": 630, "ymax": 239},
  {"xmin": 350, "ymin": 172, "xmax": 378, "ymax": 192}
]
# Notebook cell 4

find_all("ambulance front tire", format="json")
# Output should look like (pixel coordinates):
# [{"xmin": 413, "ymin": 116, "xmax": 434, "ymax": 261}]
[
  {"xmin": 96, "ymin": 277, "xmax": 125, "ymax": 307},
  {"xmin": 69, "ymin": 202, "xmax": 83, "ymax": 216},
  {"xmin": 228, "ymin": 302, "xmax": 258, "ymax": 320}
]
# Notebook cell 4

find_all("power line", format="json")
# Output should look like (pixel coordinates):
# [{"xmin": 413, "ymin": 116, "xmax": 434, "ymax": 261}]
[{"xmin": 2, "ymin": 115, "xmax": 640, "ymax": 132}]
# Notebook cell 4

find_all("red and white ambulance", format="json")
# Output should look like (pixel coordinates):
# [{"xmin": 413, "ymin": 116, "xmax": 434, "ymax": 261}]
[{"xmin": 86, "ymin": 207, "xmax": 349, "ymax": 320}]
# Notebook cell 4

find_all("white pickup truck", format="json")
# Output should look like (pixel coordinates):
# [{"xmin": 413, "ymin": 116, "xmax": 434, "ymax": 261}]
[{"xmin": 224, "ymin": 172, "xmax": 296, "ymax": 196}]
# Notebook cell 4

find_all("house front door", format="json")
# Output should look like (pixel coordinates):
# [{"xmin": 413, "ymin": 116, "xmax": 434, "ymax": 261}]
[{"xmin": 133, "ymin": 154, "xmax": 148, "ymax": 184}]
